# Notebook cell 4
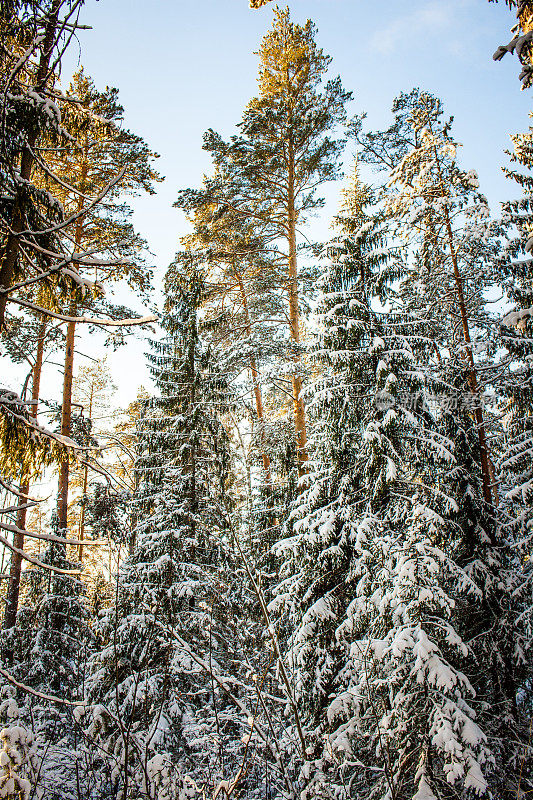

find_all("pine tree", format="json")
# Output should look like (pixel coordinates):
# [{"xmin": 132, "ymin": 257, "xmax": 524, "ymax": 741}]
[
  {"xmin": 2, "ymin": 310, "xmax": 56, "ymax": 634},
  {"xmin": 49, "ymin": 68, "xmax": 161, "ymax": 537},
  {"xmin": 1, "ymin": 61, "xmax": 159, "ymax": 633},
  {"xmin": 178, "ymin": 7, "xmax": 351, "ymax": 478}
]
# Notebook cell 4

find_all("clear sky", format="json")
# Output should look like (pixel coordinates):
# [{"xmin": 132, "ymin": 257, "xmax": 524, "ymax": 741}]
[{"xmin": 21, "ymin": 0, "xmax": 533, "ymax": 405}]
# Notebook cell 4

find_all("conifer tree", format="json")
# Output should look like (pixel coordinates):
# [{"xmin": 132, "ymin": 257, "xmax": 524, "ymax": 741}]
[
  {"xmin": 178, "ymin": 192, "xmax": 297, "ymax": 556},
  {"xmin": 492, "ymin": 114, "xmax": 533, "ymax": 794},
  {"xmin": 353, "ymin": 90, "xmax": 498, "ymax": 506},
  {"xmin": 0, "ymin": 0, "xmax": 106, "ymax": 327},
  {"xmin": 492, "ymin": 0, "xmax": 533, "ymax": 87},
  {"xmin": 178, "ymin": 7, "xmax": 351, "ymax": 477},
  {"xmin": 0, "ymin": 687, "xmax": 40, "ymax": 800},
  {"xmin": 1, "ymin": 48, "xmax": 157, "ymax": 637},
  {"xmin": 49, "ymin": 68, "xmax": 161, "ymax": 538},
  {"xmin": 271, "ymin": 171, "xmax": 392, "ymax": 721},
  {"xmin": 498, "ymin": 118, "xmax": 533, "ymax": 556},
  {"xmin": 180, "ymin": 200, "xmax": 280, "ymax": 485},
  {"xmin": 350, "ymin": 88, "xmax": 526, "ymax": 798},
  {"xmin": 2, "ymin": 312, "xmax": 53, "ymax": 634},
  {"xmin": 85, "ymin": 257, "xmax": 249, "ymax": 797},
  {"xmin": 272, "ymin": 169, "xmax": 494, "ymax": 800}
]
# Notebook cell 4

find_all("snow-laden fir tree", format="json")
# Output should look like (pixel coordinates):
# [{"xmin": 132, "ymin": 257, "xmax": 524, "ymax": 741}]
[
  {"xmin": 271, "ymin": 170, "xmax": 494, "ymax": 800},
  {"xmin": 499, "ymin": 111, "xmax": 533, "ymax": 584},
  {"xmin": 351, "ymin": 88, "xmax": 526, "ymax": 798},
  {"xmin": 0, "ymin": 396, "xmax": 88, "ymax": 796},
  {"xmin": 0, "ymin": 685, "xmax": 41, "ymax": 800},
  {"xmin": 84, "ymin": 255, "xmax": 261, "ymax": 799},
  {"xmin": 493, "ymin": 113, "xmax": 533, "ymax": 793},
  {"xmin": 270, "ymin": 171, "xmax": 394, "ymax": 726},
  {"xmin": 4, "ymin": 535, "xmax": 89, "ymax": 798},
  {"xmin": 352, "ymin": 89, "xmax": 499, "ymax": 509}
]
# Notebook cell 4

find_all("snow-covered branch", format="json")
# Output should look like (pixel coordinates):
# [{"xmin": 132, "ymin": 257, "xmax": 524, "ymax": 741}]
[
  {"xmin": 0, "ymin": 521, "xmax": 104, "ymax": 548},
  {"xmin": 9, "ymin": 298, "xmax": 157, "ymax": 327},
  {"xmin": 0, "ymin": 532, "xmax": 80, "ymax": 575}
]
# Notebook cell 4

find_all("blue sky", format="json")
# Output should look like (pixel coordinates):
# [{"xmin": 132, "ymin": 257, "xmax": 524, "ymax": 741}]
[
  {"xmin": 64, "ymin": 0, "xmax": 530, "ymax": 264},
  {"xmin": 51, "ymin": 0, "xmax": 533, "ymax": 402}
]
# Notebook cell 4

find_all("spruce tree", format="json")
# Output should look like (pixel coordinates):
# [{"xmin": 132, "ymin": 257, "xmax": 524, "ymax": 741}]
[
  {"xmin": 498, "ymin": 118, "xmax": 533, "ymax": 561},
  {"xmin": 353, "ymin": 90, "xmax": 498, "ymax": 507},
  {"xmin": 271, "ymin": 172, "xmax": 493, "ymax": 800},
  {"xmin": 492, "ymin": 0, "xmax": 533, "ymax": 87},
  {"xmin": 492, "ymin": 115, "xmax": 533, "ymax": 795},
  {"xmin": 84, "ymin": 257, "xmax": 251, "ymax": 798},
  {"xmin": 349, "ymin": 88, "xmax": 526, "ymax": 799}
]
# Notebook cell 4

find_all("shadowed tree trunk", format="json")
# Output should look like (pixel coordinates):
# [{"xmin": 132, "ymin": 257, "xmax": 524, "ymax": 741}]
[
  {"xmin": 3, "ymin": 315, "xmax": 47, "ymax": 635},
  {"xmin": 235, "ymin": 270, "xmax": 272, "ymax": 483},
  {"xmin": 287, "ymin": 137, "xmax": 308, "ymax": 477}
]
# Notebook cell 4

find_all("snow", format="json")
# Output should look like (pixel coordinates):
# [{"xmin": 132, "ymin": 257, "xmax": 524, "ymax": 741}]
[{"xmin": 413, "ymin": 774, "xmax": 437, "ymax": 800}]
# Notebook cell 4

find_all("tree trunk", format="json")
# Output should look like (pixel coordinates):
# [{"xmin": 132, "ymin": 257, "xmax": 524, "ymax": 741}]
[
  {"xmin": 77, "ymin": 463, "xmax": 88, "ymax": 562},
  {"xmin": 235, "ymin": 271, "xmax": 272, "ymax": 483},
  {"xmin": 442, "ymin": 203, "xmax": 495, "ymax": 508},
  {"xmin": 77, "ymin": 380, "xmax": 94, "ymax": 562},
  {"xmin": 57, "ymin": 315, "xmax": 76, "ymax": 537},
  {"xmin": 3, "ymin": 315, "xmax": 47, "ymax": 634},
  {"xmin": 0, "ymin": 0, "xmax": 62, "ymax": 327},
  {"xmin": 432, "ymin": 145, "xmax": 496, "ymax": 508},
  {"xmin": 57, "ymin": 150, "xmax": 88, "ymax": 541},
  {"xmin": 50, "ymin": 310, "xmax": 75, "ymax": 635},
  {"xmin": 287, "ymin": 139, "xmax": 308, "ymax": 477}
]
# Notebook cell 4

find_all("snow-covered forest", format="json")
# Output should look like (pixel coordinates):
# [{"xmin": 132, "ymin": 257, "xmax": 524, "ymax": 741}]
[{"xmin": 1, "ymin": 1, "xmax": 533, "ymax": 798}]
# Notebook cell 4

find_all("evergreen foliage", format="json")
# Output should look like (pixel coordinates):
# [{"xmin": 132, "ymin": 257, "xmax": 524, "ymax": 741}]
[
  {"xmin": 177, "ymin": 7, "xmax": 351, "ymax": 477},
  {"xmin": 1, "ymin": 6, "xmax": 532, "ymax": 800},
  {"xmin": 84, "ymin": 257, "xmax": 249, "ymax": 797}
]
